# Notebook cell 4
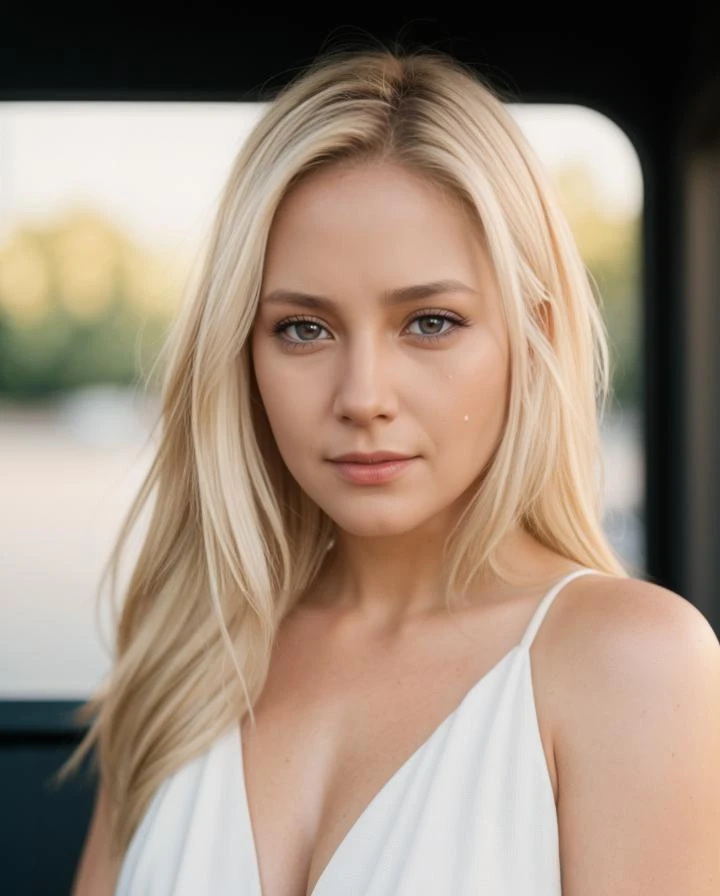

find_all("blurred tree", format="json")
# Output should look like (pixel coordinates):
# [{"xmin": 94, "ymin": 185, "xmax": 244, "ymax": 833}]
[
  {"xmin": 0, "ymin": 208, "xmax": 183, "ymax": 399},
  {"xmin": 552, "ymin": 162, "xmax": 642, "ymax": 408}
]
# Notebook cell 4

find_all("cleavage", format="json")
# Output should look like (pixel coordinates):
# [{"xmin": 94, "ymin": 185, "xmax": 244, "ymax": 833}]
[{"xmin": 241, "ymin": 637, "xmax": 521, "ymax": 895}]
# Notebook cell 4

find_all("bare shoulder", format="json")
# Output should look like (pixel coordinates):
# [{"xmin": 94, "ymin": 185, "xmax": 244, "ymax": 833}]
[
  {"xmin": 552, "ymin": 573, "xmax": 719, "ymax": 695},
  {"xmin": 558, "ymin": 575, "xmax": 720, "ymax": 667},
  {"xmin": 550, "ymin": 572, "xmax": 720, "ymax": 742},
  {"xmin": 550, "ymin": 574, "xmax": 720, "ymax": 895}
]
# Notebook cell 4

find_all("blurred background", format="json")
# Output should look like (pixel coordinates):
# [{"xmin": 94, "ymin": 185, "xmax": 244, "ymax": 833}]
[{"xmin": 0, "ymin": 100, "xmax": 645, "ymax": 701}]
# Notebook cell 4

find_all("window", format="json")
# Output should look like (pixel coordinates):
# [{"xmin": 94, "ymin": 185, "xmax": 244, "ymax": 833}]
[{"xmin": 0, "ymin": 102, "xmax": 644, "ymax": 700}]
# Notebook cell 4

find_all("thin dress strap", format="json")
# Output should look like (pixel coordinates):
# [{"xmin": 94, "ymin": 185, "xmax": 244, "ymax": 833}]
[{"xmin": 519, "ymin": 567, "xmax": 599, "ymax": 650}]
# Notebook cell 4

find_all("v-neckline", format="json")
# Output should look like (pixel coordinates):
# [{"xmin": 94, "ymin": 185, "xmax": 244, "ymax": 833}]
[{"xmin": 236, "ymin": 642, "xmax": 523, "ymax": 896}]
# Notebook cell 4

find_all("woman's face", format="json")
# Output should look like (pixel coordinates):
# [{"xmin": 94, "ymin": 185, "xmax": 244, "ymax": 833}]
[{"xmin": 251, "ymin": 161, "xmax": 510, "ymax": 538}]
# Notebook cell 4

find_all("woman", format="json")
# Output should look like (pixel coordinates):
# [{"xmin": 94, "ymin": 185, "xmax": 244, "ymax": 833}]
[{"xmin": 68, "ymin": 47, "xmax": 720, "ymax": 894}]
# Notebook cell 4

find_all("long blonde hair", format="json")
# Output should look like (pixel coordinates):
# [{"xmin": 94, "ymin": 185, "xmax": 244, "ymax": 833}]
[{"xmin": 56, "ymin": 45, "xmax": 629, "ymax": 861}]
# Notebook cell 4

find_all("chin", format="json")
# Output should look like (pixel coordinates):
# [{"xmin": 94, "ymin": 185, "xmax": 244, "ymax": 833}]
[{"xmin": 321, "ymin": 506, "xmax": 429, "ymax": 539}]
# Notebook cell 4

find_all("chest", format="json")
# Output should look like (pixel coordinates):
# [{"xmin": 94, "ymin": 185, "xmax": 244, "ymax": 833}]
[{"xmin": 238, "ymin": 605, "xmax": 561, "ymax": 896}]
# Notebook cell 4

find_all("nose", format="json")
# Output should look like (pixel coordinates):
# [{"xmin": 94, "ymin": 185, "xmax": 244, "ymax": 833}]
[{"xmin": 331, "ymin": 332, "xmax": 399, "ymax": 425}]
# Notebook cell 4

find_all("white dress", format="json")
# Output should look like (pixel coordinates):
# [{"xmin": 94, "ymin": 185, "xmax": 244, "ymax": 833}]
[{"xmin": 115, "ymin": 567, "xmax": 598, "ymax": 895}]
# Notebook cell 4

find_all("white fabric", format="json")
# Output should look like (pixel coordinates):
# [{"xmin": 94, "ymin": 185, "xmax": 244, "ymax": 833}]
[{"xmin": 115, "ymin": 567, "xmax": 598, "ymax": 895}]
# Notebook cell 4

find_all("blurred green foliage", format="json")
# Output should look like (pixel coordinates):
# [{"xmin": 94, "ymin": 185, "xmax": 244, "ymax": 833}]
[
  {"xmin": 553, "ymin": 164, "xmax": 641, "ymax": 407},
  {"xmin": 0, "ymin": 208, "xmax": 180, "ymax": 399}
]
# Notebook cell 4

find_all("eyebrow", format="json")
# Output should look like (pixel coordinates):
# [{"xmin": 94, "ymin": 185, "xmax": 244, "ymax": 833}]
[{"xmin": 260, "ymin": 279, "xmax": 476, "ymax": 311}]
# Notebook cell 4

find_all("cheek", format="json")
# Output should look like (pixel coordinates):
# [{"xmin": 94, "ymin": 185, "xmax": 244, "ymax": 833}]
[
  {"xmin": 421, "ymin": 349, "xmax": 509, "ymax": 434},
  {"xmin": 251, "ymin": 344, "xmax": 288, "ymax": 441},
  {"xmin": 252, "ymin": 356, "xmax": 319, "ymax": 461},
  {"xmin": 256, "ymin": 384, "xmax": 299, "ymax": 448}
]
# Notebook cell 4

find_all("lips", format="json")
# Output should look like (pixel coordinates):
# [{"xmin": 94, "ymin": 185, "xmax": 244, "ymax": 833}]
[
  {"xmin": 329, "ymin": 455, "xmax": 417, "ymax": 484},
  {"xmin": 329, "ymin": 451, "xmax": 415, "ymax": 464}
]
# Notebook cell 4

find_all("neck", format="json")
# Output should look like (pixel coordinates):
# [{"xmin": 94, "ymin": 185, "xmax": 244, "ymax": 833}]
[{"xmin": 302, "ymin": 521, "xmax": 568, "ymax": 627}]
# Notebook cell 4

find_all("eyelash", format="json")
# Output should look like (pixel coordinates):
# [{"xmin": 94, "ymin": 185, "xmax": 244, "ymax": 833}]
[{"xmin": 270, "ymin": 310, "xmax": 470, "ymax": 351}]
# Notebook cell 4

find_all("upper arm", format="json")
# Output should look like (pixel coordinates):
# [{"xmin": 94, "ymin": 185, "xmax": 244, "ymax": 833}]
[
  {"xmin": 554, "ymin": 578, "xmax": 720, "ymax": 895},
  {"xmin": 72, "ymin": 778, "xmax": 121, "ymax": 896}
]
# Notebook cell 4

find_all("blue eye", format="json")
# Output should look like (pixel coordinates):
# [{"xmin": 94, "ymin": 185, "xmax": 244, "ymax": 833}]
[{"xmin": 271, "ymin": 311, "xmax": 469, "ymax": 350}]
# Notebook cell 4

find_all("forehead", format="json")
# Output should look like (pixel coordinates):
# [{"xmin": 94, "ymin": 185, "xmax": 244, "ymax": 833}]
[{"xmin": 261, "ymin": 161, "xmax": 490, "ymax": 295}]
